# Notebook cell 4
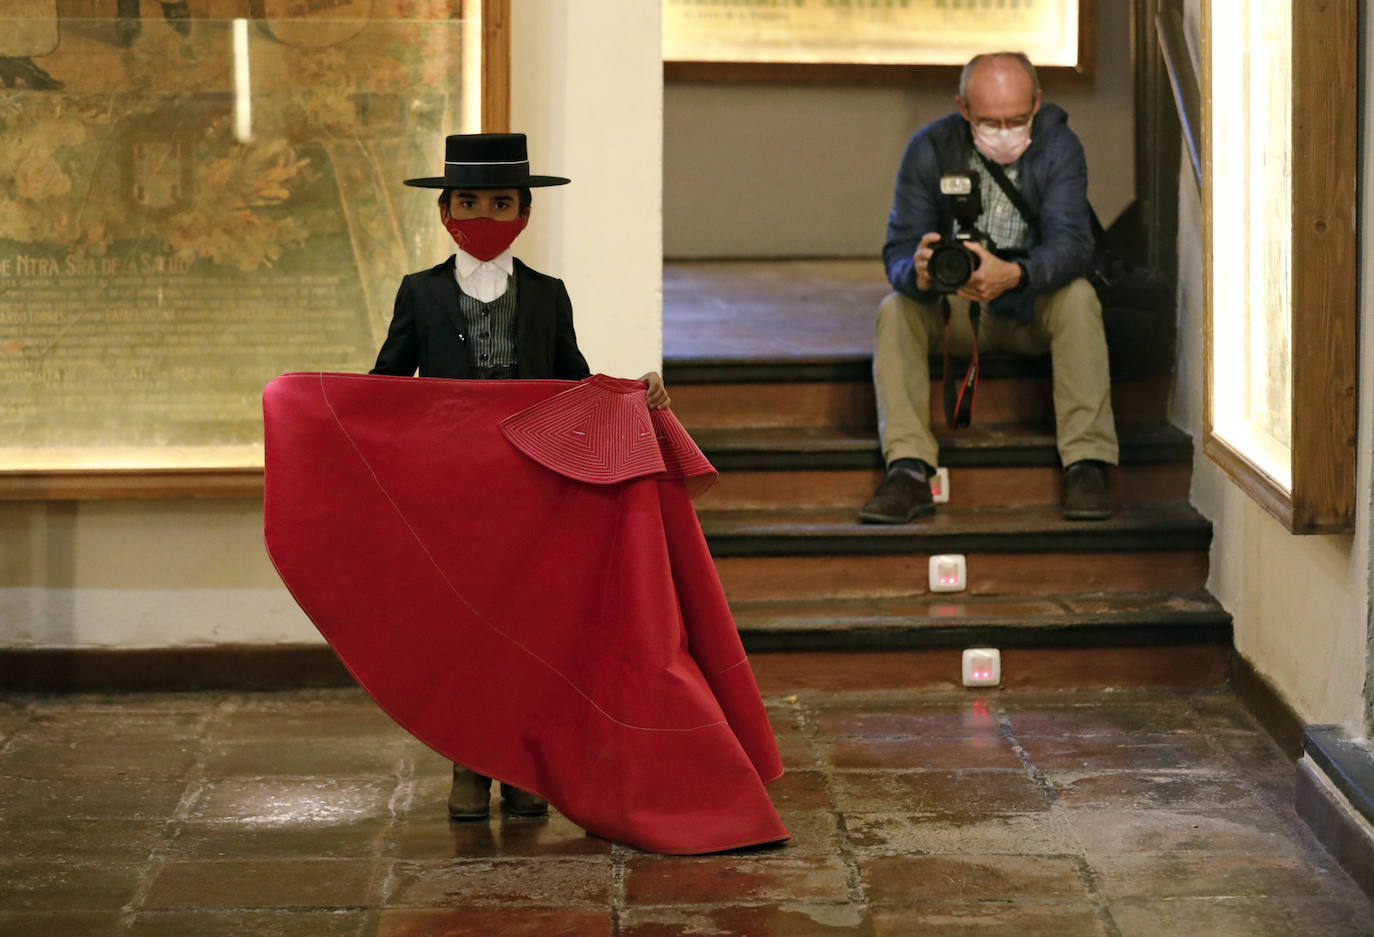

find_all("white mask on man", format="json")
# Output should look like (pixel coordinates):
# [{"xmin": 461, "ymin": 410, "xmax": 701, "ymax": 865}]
[{"xmin": 972, "ymin": 124, "xmax": 1032, "ymax": 165}]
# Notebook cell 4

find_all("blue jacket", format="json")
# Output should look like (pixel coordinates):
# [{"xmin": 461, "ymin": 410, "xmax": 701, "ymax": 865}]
[{"xmin": 883, "ymin": 103, "xmax": 1094, "ymax": 321}]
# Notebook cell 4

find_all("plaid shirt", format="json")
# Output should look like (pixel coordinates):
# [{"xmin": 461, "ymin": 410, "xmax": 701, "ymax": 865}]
[{"xmin": 969, "ymin": 155, "xmax": 1030, "ymax": 253}]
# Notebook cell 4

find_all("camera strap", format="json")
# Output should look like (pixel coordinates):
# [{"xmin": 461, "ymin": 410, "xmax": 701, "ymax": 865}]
[{"xmin": 941, "ymin": 296, "xmax": 980, "ymax": 429}]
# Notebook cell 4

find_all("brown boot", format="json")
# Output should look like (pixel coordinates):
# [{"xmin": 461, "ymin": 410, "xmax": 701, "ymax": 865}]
[
  {"xmin": 500, "ymin": 782, "xmax": 548, "ymax": 817},
  {"xmin": 447, "ymin": 764, "xmax": 491, "ymax": 820}
]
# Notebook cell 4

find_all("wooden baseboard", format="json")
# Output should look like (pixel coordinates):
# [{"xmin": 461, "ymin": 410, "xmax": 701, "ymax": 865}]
[
  {"xmin": 0, "ymin": 645, "xmax": 354, "ymax": 693},
  {"xmin": 1227, "ymin": 652, "xmax": 1306, "ymax": 760}
]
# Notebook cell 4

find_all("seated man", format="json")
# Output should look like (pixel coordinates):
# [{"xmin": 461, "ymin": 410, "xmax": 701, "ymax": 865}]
[{"xmin": 860, "ymin": 51, "xmax": 1118, "ymax": 524}]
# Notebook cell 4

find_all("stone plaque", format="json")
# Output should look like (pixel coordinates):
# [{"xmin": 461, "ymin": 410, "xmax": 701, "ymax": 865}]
[{"xmin": 0, "ymin": 5, "xmax": 472, "ymax": 470}]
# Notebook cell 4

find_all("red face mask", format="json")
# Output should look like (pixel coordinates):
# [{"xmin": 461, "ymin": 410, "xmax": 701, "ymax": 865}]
[{"xmin": 444, "ymin": 215, "xmax": 527, "ymax": 261}]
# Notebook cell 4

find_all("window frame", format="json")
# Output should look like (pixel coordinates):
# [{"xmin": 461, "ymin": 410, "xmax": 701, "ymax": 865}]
[{"xmin": 1200, "ymin": 0, "xmax": 1358, "ymax": 534}]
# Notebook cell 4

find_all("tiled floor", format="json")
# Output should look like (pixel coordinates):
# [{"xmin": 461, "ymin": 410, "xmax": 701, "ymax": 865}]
[{"xmin": 2, "ymin": 679, "xmax": 1371, "ymax": 937}]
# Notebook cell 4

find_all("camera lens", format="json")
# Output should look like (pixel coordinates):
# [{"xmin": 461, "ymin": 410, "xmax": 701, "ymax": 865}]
[{"xmin": 928, "ymin": 239, "xmax": 979, "ymax": 292}]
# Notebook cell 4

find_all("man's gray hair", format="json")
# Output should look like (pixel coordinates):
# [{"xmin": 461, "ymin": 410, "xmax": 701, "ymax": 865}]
[{"xmin": 958, "ymin": 52, "xmax": 1040, "ymax": 101}]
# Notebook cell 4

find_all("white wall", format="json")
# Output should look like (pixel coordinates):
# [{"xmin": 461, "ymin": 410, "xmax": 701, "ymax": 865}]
[
  {"xmin": 663, "ymin": 2, "xmax": 1134, "ymax": 258},
  {"xmin": 0, "ymin": 2, "xmax": 665, "ymax": 651},
  {"xmin": 1171, "ymin": 7, "xmax": 1373, "ymax": 737},
  {"xmin": 510, "ymin": 0, "xmax": 663, "ymax": 379}
]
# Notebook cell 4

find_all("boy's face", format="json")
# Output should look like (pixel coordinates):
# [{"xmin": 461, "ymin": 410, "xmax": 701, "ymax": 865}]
[{"xmin": 441, "ymin": 188, "xmax": 524, "ymax": 222}]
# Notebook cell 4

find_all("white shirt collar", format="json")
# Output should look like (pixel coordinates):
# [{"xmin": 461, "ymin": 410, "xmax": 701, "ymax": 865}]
[{"xmin": 454, "ymin": 248, "xmax": 514, "ymax": 279}]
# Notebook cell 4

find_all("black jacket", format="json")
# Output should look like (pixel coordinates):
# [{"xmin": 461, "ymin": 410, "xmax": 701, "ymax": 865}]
[{"xmin": 370, "ymin": 255, "xmax": 591, "ymax": 380}]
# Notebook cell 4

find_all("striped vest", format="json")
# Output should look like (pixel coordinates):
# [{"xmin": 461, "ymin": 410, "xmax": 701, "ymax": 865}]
[{"xmin": 458, "ymin": 276, "xmax": 518, "ymax": 369}]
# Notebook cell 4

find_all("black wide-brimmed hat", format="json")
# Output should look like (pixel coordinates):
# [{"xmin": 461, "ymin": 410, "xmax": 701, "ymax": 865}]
[{"xmin": 403, "ymin": 133, "xmax": 571, "ymax": 189}]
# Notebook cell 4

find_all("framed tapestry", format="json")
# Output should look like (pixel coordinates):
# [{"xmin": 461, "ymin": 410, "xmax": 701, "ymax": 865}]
[{"xmin": 0, "ymin": 0, "xmax": 510, "ymax": 497}]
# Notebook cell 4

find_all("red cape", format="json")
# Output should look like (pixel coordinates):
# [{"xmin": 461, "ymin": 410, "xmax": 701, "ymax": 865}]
[{"xmin": 262, "ymin": 372, "xmax": 787, "ymax": 854}]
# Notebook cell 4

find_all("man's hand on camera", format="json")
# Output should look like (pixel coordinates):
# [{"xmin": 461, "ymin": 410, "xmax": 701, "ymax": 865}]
[
  {"xmin": 912, "ymin": 232, "xmax": 942, "ymax": 292},
  {"xmin": 956, "ymin": 242, "xmax": 1022, "ymax": 305}
]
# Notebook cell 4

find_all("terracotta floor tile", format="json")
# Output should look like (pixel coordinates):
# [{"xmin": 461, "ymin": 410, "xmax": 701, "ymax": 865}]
[
  {"xmin": 753, "ymin": 809, "xmax": 842, "ymax": 857},
  {"xmin": 0, "ymin": 737, "xmax": 200, "ymax": 779},
  {"xmin": 142, "ymin": 858, "xmax": 382, "ymax": 910},
  {"xmin": 624, "ymin": 856, "xmax": 850, "ymax": 904},
  {"xmin": 127, "ymin": 909, "xmax": 368, "ymax": 937},
  {"xmin": 377, "ymin": 908, "xmax": 612, "ymax": 937},
  {"xmin": 0, "ymin": 817, "xmax": 166, "ymax": 862},
  {"xmin": 25, "ymin": 693, "xmax": 220, "ymax": 714},
  {"xmin": 1064, "ymin": 807, "xmax": 1302, "ymax": 855},
  {"xmin": 186, "ymin": 778, "xmax": 398, "ymax": 825},
  {"xmin": 397, "ymin": 741, "xmax": 460, "ymax": 777},
  {"xmin": 0, "ymin": 712, "xmax": 30, "ymax": 745},
  {"xmin": 0, "ymin": 911, "xmax": 126, "ymax": 937},
  {"xmin": 0, "ymin": 682, "xmax": 1363, "ymax": 930},
  {"xmin": 1091, "ymin": 852, "xmax": 1355, "ymax": 899},
  {"xmin": 620, "ymin": 904, "xmax": 871, "ymax": 936},
  {"xmin": 764, "ymin": 700, "xmax": 805, "ymax": 734},
  {"xmin": 1186, "ymin": 693, "xmax": 1268, "ymax": 733},
  {"xmin": 0, "ymin": 861, "xmax": 145, "ymax": 912},
  {"xmin": 1018, "ymin": 735, "xmax": 1226, "ymax": 771},
  {"xmin": 383, "ymin": 812, "xmax": 611, "ymax": 860},
  {"xmin": 765, "ymin": 769, "xmax": 833, "ymax": 809},
  {"xmin": 860, "ymin": 855, "xmax": 1087, "ymax": 903},
  {"xmin": 201, "ymin": 738, "xmax": 416, "ymax": 778},
  {"xmin": 206, "ymin": 707, "xmax": 406, "ymax": 743},
  {"xmin": 1212, "ymin": 732, "xmax": 1299, "ymax": 776},
  {"xmin": 16, "ymin": 710, "xmax": 206, "ymax": 742},
  {"xmin": 0, "ymin": 776, "xmax": 187, "ymax": 819},
  {"xmin": 1110, "ymin": 897, "xmax": 1374, "ymax": 937},
  {"xmin": 168, "ymin": 818, "xmax": 393, "ymax": 859},
  {"xmin": 815, "ymin": 708, "xmax": 1003, "ymax": 740},
  {"xmin": 1045, "ymin": 769, "xmax": 1258, "ymax": 809},
  {"xmin": 385, "ymin": 858, "xmax": 612, "ymax": 908},
  {"xmin": 844, "ymin": 811, "xmax": 1077, "ymax": 856},
  {"xmin": 824, "ymin": 735, "xmax": 1022, "ymax": 770},
  {"xmin": 776, "ymin": 731, "xmax": 818, "ymax": 768},
  {"xmin": 870, "ymin": 902, "xmax": 1107, "ymax": 936},
  {"xmin": 830, "ymin": 770, "xmax": 1049, "ymax": 815}
]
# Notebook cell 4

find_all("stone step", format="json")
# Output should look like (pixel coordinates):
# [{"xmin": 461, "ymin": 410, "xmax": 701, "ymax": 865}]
[
  {"xmin": 731, "ymin": 590, "xmax": 1231, "ymax": 652},
  {"xmin": 698, "ymin": 463, "xmax": 1191, "ymax": 511},
  {"xmin": 694, "ymin": 422, "xmax": 1192, "ymax": 469},
  {"xmin": 699, "ymin": 501, "xmax": 1212, "ymax": 558},
  {"xmin": 692, "ymin": 423, "xmax": 1192, "ymax": 510},
  {"xmin": 715, "ymin": 548, "xmax": 1210, "ymax": 604},
  {"xmin": 667, "ymin": 370, "xmax": 1171, "ymax": 430}
]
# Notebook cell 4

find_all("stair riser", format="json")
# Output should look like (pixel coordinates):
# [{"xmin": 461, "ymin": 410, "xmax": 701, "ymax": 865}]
[
  {"xmin": 738, "ymin": 620, "xmax": 1232, "ymax": 652},
  {"xmin": 697, "ymin": 464, "xmax": 1192, "ymax": 511},
  {"xmin": 716, "ymin": 551, "xmax": 1210, "ymax": 603},
  {"xmin": 672, "ymin": 377, "xmax": 1171, "ymax": 429},
  {"xmin": 749, "ymin": 646, "xmax": 1231, "ymax": 693}
]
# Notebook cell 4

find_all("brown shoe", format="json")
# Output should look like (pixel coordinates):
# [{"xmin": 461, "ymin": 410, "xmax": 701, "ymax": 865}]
[
  {"xmin": 1063, "ymin": 461, "xmax": 1112, "ymax": 520},
  {"xmin": 858, "ymin": 469, "xmax": 934, "ymax": 523},
  {"xmin": 500, "ymin": 782, "xmax": 548, "ymax": 817},
  {"xmin": 447, "ymin": 764, "xmax": 491, "ymax": 820}
]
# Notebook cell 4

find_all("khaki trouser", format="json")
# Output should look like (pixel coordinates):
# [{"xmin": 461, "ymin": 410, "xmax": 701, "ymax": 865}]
[{"xmin": 873, "ymin": 278, "xmax": 1119, "ymax": 469}]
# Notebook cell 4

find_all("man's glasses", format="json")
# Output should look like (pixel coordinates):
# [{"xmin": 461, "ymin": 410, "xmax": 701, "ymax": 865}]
[{"xmin": 969, "ymin": 112, "xmax": 1034, "ymax": 132}]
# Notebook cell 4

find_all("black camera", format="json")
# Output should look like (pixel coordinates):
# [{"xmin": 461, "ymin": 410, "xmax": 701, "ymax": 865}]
[{"xmin": 927, "ymin": 171, "xmax": 983, "ymax": 293}]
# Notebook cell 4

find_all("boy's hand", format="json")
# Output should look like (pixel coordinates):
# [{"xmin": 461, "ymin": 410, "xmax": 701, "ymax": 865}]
[{"xmin": 640, "ymin": 372, "xmax": 670, "ymax": 409}]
